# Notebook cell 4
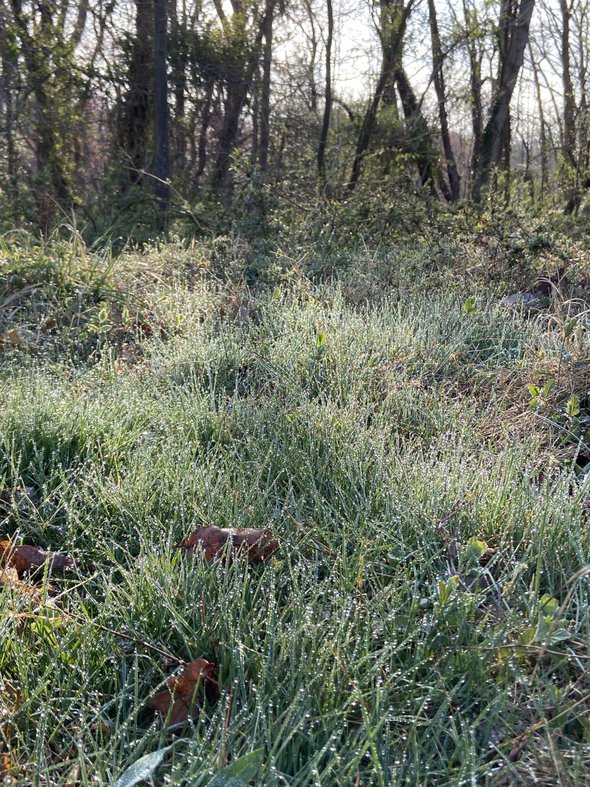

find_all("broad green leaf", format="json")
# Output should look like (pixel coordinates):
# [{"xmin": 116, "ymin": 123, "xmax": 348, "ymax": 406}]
[
  {"xmin": 463, "ymin": 295, "xmax": 477, "ymax": 314},
  {"xmin": 207, "ymin": 749, "xmax": 265, "ymax": 787},
  {"xmin": 114, "ymin": 747, "xmax": 169, "ymax": 787},
  {"xmin": 519, "ymin": 625, "xmax": 537, "ymax": 646},
  {"xmin": 548, "ymin": 628, "xmax": 570, "ymax": 643},
  {"xmin": 564, "ymin": 318, "xmax": 577, "ymax": 340},
  {"xmin": 566, "ymin": 394, "xmax": 580, "ymax": 418},
  {"xmin": 541, "ymin": 379, "xmax": 554, "ymax": 397},
  {"xmin": 464, "ymin": 537, "xmax": 487, "ymax": 563},
  {"xmin": 316, "ymin": 332, "xmax": 327, "ymax": 348},
  {"xmin": 540, "ymin": 594, "xmax": 558, "ymax": 618},
  {"xmin": 533, "ymin": 615, "xmax": 550, "ymax": 642}
]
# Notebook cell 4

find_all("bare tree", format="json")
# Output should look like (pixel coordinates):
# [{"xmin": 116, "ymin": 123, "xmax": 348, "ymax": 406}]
[
  {"xmin": 348, "ymin": 0, "xmax": 416, "ymax": 192},
  {"xmin": 428, "ymin": 0, "xmax": 461, "ymax": 200},
  {"xmin": 472, "ymin": 0, "xmax": 536, "ymax": 202}
]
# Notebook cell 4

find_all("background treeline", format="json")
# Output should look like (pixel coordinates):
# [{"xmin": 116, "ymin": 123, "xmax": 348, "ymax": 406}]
[{"xmin": 0, "ymin": 0, "xmax": 588, "ymax": 241}]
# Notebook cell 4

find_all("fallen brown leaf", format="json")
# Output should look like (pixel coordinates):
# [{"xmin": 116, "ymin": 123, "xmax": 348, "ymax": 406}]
[
  {"xmin": 0, "ymin": 753, "xmax": 12, "ymax": 778},
  {"xmin": 175, "ymin": 525, "xmax": 278, "ymax": 563},
  {"xmin": 0, "ymin": 539, "xmax": 74, "ymax": 578},
  {"xmin": 0, "ymin": 565, "xmax": 44, "ymax": 601},
  {"xmin": 0, "ymin": 327, "xmax": 22, "ymax": 349},
  {"xmin": 40, "ymin": 316, "xmax": 57, "ymax": 333},
  {"xmin": 147, "ymin": 658, "xmax": 218, "ymax": 724}
]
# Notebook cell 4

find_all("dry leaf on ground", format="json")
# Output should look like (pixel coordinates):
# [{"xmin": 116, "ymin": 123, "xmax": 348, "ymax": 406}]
[
  {"xmin": 175, "ymin": 525, "xmax": 278, "ymax": 563},
  {"xmin": 0, "ymin": 539, "xmax": 74, "ymax": 578},
  {"xmin": 0, "ymin": 565, "xmax": 44, "ymax": 600},
  {"xmin": 0, "ymin": 327, "xmax": 23, "ymax": 349},
  {"xmin": 147, "ymin": 659, "xmax": 218, "ymax": 724},
  {"xmin": 1, "ymin": 753, "xmax": 13, "ymax": 779}
]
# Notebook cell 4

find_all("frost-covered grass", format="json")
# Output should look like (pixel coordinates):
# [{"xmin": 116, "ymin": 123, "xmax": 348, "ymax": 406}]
[{"xmin": 2, "ymin": 235, "xmax": 590, "ymax": 785}]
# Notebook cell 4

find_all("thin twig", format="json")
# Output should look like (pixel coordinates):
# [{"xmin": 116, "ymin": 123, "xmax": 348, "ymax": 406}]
[{"xmin": 60, "ymin": 608, "xmax": 184, "ymax": 664}]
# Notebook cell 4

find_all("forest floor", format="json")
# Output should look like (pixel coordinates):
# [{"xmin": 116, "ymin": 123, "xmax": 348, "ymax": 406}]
[{"xmin": 2, "ymin": 225, "xmax": 590, "ymax": 785}]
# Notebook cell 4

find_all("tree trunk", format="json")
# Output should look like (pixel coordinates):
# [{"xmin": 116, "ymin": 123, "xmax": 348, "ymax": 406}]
[
  {"xmin": 9, "ymin": 0, "xmax": 73, "ymax": 225},
  {"xmin": 560, "ymin": 0, "xmax": 576, "ymax": 168},
  {"xmin": 120, "ymin": 0, "xmax": 153, "ymax": 185},
  {"xmin": 427, "ymin": 0, "xmax": 460, "ymax": 201},
  {"xmin": 560, "ymin": 0, "xmax": 581, "ymax": 213},
  {"xmin": 463, "ymin": 0, "xmax": 483, "ymax": 189},
  {"xmin": 259, "ymin": 4, "xmax": 274, "ymax": 172},
  {"xmin": 195, "ymin": 78, "xmax": 214, "ymax": 182},
  {"xmin": 210, "ymin": 1, "xmax": 275, "ymax": 204},
  {"xmin": 154, "ymin": 0, "xmax": 170, "ymax": 225},
  {"xmin": 317, "ymin": 0, "xmax": 333, "ymax": 194},
  {"xmin": 348, "ymin": 0, "xmax": 414, "ymax": 192},
  {"xmin": 211, "ymin": 75, "xmax": 249, "ymax": 204},
  {"xmin": 472, "ymin": 0, "xmax": 536, "ymax": 203},
  {"xmin": 394, "ymin": 66, "xmax": 436, "ymax": 192},
  {"xmin": 0, "ymin": 17, "xmax": 17, "ymax": 181},
  {"xmin": 502, "ymin": 107, "xmax": 511, "ymax": 205},
  {"xmin": 303, "ymin": 0, "xmax": 319, "ymax": 114}
]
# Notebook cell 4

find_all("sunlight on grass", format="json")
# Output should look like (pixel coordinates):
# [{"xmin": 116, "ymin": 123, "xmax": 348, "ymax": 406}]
[{"xmin": 2, "ymin": 236, "xmax": 590, "ymax": 784}]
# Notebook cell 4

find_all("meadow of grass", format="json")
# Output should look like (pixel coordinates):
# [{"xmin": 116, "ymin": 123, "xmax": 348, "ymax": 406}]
[{"xmin": 2, "ymin": 226, "xmax": 590, "ymax": 785}]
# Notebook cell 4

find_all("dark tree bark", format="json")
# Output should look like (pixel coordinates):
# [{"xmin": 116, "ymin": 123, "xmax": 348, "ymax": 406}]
[
  {"xmin": 71, "ymin": 0, "xmax": 89, "ymax": 47},
  {"xmin": 0, "ymin": 8, "xmax": 18, "ymax": 181},
  {"xmin": 472, "ymin": 0, "xmax": 536, "ymax": 203},
  {"xmin": 577, "ymin": 8, "xmax": 589, "ymax": 175},
  {"xmin": 427, "ymin": 0, "xmax": 460, "ymax": 201},
  {"xmin": 120, "ymin": 0, "xmax": 153, "ymax": 185},
  {"xmin": 154, "ymin": 0, "xmax": 170, "ymax": 224},
  {"xmin": 302, "ymin": 0, "xmax": 319, "ymax": 115},
  {"xmin": 501, "ymin": 105, "xmax": 512, "ymax": 204},
  {"xmin": 317, "ymin": 0, "xmax": 333, "ymax": 194},
  {"xmin": 211, "ymin": 74, "xmax": 250, "ymax": 203},
  {"xmin": 559, "ymin": 0, "xmax": 584, "ymax": 214}
]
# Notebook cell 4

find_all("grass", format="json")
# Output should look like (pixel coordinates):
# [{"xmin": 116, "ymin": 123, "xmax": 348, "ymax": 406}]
[{"xmin": 2, "ymin": 230, "xmax": 590, "ymax": 785}]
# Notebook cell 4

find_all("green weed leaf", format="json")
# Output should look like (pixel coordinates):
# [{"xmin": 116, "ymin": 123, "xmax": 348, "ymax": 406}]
[
  {"xmin": 464, "ymin": 537, "xmax": 487, "ymax": 563},
  {"xmin": 540, "ymin": 594, "xmax": 558, "ymax": 618},
  {"xmin": 463, "ymin": 295, "xmax": 477, "ymax": 315},
  {"xmin": 207, "ymin": 750, "xmax": 265, "ymax": 786},
  {"xmin": 566, "ymin": 394, "xmax": 580, "ymax": 418},
  {"xmin": 564, "ymin": 318, "xmax": 577, "ymax": 340},
  {"xmin": 114, "ymin": 747, "xmax": 170, "ymax": 787}
]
